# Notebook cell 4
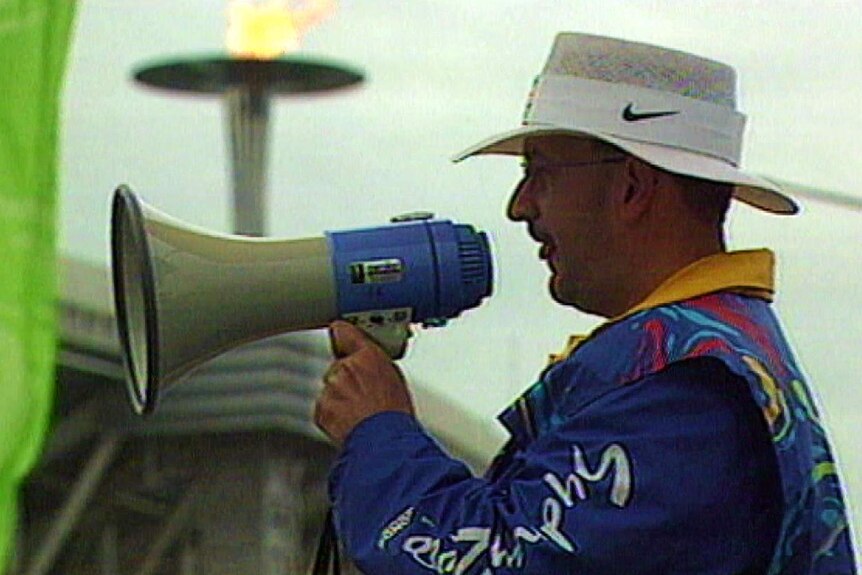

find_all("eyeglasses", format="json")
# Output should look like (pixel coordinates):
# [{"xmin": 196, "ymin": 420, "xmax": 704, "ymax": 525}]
[{"xmin": 517, "ymin": 156, "xmax": 627, "ymax": 189}]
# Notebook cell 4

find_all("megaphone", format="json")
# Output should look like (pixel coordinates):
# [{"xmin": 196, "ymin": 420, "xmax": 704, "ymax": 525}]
[{"xmin": 110, "ymin": 186, "xmax": 493, "ymax": 415}]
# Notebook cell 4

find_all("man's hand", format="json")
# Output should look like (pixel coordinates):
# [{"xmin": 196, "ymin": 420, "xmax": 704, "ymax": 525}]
[{"xmin": 314, "ymin": 320, "xmax": 415, "ymax": 446}]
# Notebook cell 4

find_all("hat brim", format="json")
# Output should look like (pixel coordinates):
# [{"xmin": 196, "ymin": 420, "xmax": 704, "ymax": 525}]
[{"xmin": 452, "ymin": 126, "xmax": 799, "ymax": 215}]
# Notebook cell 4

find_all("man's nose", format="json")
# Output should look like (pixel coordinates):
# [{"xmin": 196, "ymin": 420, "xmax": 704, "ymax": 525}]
[{"xmin": 507, "ymin": 177, "xmax": 537, "ymax": 222}]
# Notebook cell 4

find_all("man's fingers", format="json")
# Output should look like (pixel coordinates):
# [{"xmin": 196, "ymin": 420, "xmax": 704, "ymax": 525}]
[
  {"xmin": 317, "ymin": 324, "xmax": 415, "ymax": 445},
  {"xmin": 322, "ymin": 361, "xmax": 342, "ymax": 386},
  {"xmin": 329, "ymin": 320, "xmax": 372, "ymax": 358}
]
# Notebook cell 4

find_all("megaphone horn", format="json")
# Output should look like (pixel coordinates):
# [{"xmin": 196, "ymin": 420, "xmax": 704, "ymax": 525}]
[{"xmin": 110, "ymin": 186, "xmax": 493, "ymax": 415}]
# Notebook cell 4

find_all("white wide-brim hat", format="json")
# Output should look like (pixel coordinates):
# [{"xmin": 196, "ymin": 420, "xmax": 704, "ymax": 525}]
[{"xmin": 453, "ymin": 33, "xmax": 798, "ymax": 215}]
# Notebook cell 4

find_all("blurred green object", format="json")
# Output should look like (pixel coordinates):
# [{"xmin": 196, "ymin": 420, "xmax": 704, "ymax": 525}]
[{"xmin": 0, "ymin": 1, "xmax": 76, "ymax": 572}]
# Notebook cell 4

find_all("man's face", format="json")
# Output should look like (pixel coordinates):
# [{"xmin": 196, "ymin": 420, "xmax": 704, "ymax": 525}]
[{"xmin": 507, "ymin": 136, "xmax": 626, "ymax": 316}]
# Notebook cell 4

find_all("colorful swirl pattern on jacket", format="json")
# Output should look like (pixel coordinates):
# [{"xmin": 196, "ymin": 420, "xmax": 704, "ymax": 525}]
[{"xmin": 498, "ymin": 292, "xmax": 856, "ymax": 574}]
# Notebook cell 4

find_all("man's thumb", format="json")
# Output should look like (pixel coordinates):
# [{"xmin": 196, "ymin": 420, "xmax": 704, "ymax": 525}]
[{"xmin": 329, "ymin": 320, "xmax": 369, "ymax": 358}]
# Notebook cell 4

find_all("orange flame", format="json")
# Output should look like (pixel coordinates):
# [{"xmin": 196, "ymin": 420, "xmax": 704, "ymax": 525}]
[{"xmin": 227, "ymin": 0, "xmax": 336, "ymax": 59}]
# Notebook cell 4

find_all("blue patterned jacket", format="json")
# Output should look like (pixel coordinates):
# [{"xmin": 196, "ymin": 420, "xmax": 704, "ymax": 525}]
[{"xmin": 330, "ymin": 254, "xmax": 857, "ymax": 574}]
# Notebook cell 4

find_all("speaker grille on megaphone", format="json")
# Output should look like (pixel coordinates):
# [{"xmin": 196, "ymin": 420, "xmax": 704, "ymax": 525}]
[{"xmin": 110, "ymin": 186, "xmax": 493, "ymax": 415}]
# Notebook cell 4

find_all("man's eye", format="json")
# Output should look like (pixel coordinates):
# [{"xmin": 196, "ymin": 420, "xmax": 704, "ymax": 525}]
[{"xmin": 520, "ymin": 160, "xmax": 537, "ymax": 178}]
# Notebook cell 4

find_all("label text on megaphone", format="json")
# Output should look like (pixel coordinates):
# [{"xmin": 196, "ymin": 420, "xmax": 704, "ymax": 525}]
[{"xmin": 349, "ymin": 258, "xmax": 404, "ymax": 284}]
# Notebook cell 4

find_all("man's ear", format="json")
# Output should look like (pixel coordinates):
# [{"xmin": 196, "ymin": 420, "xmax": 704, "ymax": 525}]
[{"xmin": 617, "ymin": 157, "xmax": 660, "ymax": 222}]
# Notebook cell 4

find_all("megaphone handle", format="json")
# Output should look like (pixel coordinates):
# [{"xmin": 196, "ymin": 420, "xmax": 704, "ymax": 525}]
[
  {"xmin": 361, "ymin": 322, "xmax": 411, "ymax": 360},
  {"xmin": 341, "ymin": 309, "xmax": 413, "ymax": 360}
]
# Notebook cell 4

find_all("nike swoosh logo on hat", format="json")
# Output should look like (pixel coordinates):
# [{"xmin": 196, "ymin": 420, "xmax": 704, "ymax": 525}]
[{"xmin": 622, "ymin": 103, "xmax": 680, "ymax": 122}]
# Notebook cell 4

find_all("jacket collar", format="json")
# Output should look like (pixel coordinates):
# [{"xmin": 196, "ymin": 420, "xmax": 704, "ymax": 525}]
[
  {"xmin": 549, "ymin": 249, "xmax": 775, "ymax": 363},
  {"xmin": 499, "ymin": 249, "xmax": 776, "ymax": 448}
]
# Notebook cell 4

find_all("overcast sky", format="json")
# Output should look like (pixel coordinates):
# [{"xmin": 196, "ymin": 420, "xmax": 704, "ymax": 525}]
[{"xmin": 60, "ymin": 0, "xmax": 862, "ymax": 548}]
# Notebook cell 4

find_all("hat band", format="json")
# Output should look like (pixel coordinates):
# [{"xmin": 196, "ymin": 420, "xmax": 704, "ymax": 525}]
[{"xmin": 524, "ymin": 75, "xmax": 746, "ymax": 165}]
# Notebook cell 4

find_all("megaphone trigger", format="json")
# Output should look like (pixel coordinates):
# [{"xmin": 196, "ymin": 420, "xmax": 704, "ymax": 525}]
[{"xmin": 339, "ymin": 310, "xmax": 413, "ymax": 359}]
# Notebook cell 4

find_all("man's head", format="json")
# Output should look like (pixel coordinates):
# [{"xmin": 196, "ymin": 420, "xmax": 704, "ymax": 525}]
[
  {"xmin": 507, "ymin": 135, "xmax": 733, "ymax": 317},
  {"xmin": 455, "ymin": 32, "xmax": 796, "ymax": 315}
]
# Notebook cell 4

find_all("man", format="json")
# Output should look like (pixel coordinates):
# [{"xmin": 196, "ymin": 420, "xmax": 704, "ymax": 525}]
[{"xmin": 314, "ymin": 33, "xmax": 857, "ymax": 573}]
